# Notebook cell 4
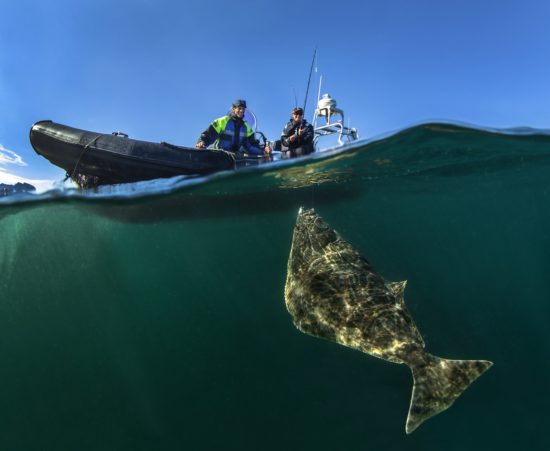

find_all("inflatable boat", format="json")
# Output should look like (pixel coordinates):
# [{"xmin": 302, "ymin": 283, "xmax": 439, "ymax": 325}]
[{"xmin": 30, "ymin": 120, "xmax": 262, "ymax": 187}]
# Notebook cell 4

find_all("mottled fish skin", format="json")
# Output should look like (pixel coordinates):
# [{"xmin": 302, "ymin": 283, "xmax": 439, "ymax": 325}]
[{"xmin": 284, "ymin": 207, "xmax": 493, "ymax": 434}]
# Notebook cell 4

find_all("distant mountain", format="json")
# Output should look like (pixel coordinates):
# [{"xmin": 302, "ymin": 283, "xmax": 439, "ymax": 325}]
[{"xmin": 0, "ymin": 182, "xmax": 37, "ymax": 196}]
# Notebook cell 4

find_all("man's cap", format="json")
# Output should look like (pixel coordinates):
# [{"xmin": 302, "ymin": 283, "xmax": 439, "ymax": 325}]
[
  {"xmin": 232, "ymin": 99, "xmax": 247, "ymax": 108},
  {"xmin": 291, "ymin": 107, "xmax": 304, "ymax": 115}
]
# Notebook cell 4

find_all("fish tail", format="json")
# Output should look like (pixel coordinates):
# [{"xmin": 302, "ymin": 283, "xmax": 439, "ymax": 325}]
[{"xmin": 405, "ymin": 355, "xmax": 493, "ymax": 434}]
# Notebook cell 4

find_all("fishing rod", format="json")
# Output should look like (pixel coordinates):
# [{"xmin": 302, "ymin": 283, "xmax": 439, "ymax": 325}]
[{"xmin": 302, "ymin": 47, "xmax": 317, "ymax": 118}]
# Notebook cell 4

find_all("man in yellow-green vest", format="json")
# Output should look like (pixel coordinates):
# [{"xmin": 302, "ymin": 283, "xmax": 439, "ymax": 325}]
[{"xmin": 195, "ymin": 99, "xmax": 271, "ymax": 155}]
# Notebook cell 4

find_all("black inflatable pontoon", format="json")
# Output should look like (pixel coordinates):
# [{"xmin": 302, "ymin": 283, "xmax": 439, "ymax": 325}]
[{"xmin": 30, "ymin": 120, "xmax": 243, "ymax": 187}]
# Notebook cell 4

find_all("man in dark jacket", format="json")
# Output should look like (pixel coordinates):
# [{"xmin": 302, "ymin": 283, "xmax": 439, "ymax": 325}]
[
  {"xmin": 196, "ymin": 99, "xmax": 271, "ymax": 155},
  {"xmin": 280, "ymin": 107, "xmax": 314, "ymax": 156}
]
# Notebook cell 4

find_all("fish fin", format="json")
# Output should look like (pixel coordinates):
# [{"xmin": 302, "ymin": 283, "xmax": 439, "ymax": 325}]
[
  {"xmin": 405, "ymin": 356, "xmax": 493, "ymax": 434},
  {"xmin": 388, "ymin": 280, "xmax": 407, "ymax": 303}
]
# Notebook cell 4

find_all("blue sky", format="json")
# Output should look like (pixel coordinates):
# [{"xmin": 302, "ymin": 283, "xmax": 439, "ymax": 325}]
[{"xmin": 1, "ymin": 0, "xmax": 549, "ymax": 189}]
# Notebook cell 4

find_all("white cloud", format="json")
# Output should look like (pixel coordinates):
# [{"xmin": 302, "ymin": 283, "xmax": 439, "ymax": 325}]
[
  {"xmin": 0, "ymin": 144, "xmax": 27, "ymax": 166},
  {"xmin": 0, "ymin": 167, "xmax": 56, "ymax": 193},
  {"xmin": 0, "ymin": 144, "xmax": 59, "ymax": 193}
]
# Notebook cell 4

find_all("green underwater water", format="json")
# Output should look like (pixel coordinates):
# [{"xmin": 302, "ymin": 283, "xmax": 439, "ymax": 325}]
[{"xmin": 1, "ymin": 123, "xmax": 550, "ymax": 450}]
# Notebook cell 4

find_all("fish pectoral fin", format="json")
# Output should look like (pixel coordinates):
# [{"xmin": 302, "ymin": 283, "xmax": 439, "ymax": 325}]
[
  {"xmin": 388, "ymin": 280, "xmax": 407, "ymax": 303},
  {"xmin": 405, "ymin": 356, "xmax": 493, "ymax": 434}
]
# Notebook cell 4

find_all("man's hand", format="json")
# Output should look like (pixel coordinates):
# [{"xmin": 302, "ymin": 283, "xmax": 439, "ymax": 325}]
[
  {"xmin": 195, "ymin": 141, "xmax": 206, "ymax": 149},
  {"xmin": 263, "ymin": 144, "xmax": 272, "ymax": 155}
]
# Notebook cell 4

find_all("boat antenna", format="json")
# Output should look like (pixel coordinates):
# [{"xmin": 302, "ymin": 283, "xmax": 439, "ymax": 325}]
[
  {"xmin": 303, "ymin": 47, "xmax": 317, "ymax": 118},
  {"xmin": 317, "ymin": 75, "xmax": 323, "ymax": 107},
  {"xmin": 314, "ymin": 74, "xmax": 323, "ymax": 130}
]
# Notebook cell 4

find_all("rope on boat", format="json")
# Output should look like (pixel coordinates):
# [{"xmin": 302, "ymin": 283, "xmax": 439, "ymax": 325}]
[{"xmin": 68, "ymin": 134, "xmax": 103, "ymax": 181}]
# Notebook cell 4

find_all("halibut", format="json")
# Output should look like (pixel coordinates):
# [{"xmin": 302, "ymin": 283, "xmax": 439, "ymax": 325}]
[{"xmin": 284, "ymin": 207, "xmax": 493, "ymax": 433}]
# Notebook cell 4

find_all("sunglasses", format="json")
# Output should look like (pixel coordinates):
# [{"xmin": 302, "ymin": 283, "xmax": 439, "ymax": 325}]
[{"xmin": 293, "ymin": 112, "xmax": 303, "ymax": 116}]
